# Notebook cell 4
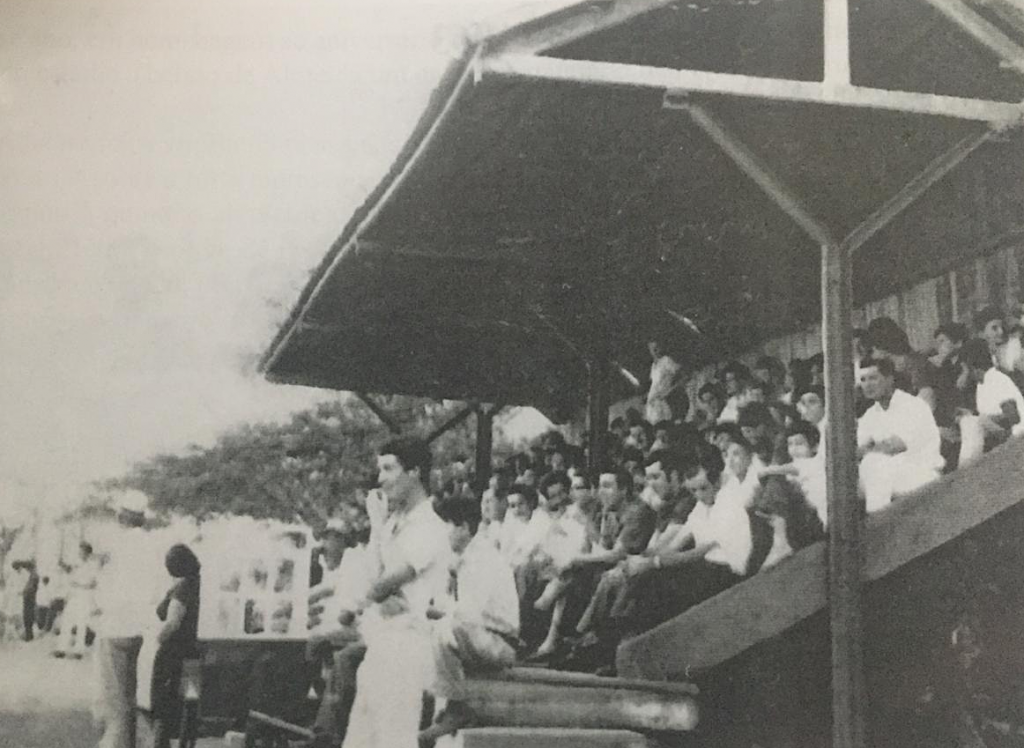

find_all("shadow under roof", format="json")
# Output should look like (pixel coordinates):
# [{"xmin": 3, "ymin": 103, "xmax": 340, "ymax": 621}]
[{"xmin": 262, "ymin": 0, "xmax": 1024, "ymax": 413}]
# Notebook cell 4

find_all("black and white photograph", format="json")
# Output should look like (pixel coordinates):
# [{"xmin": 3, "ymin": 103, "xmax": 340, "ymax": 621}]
[{"xmin": 3, "ymin": 1, "xmax": 1024, "ymax": 747}]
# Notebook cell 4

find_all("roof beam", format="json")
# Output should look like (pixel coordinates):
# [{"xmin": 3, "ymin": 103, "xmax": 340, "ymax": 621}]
[
  {"xmin": 354, "ymin": 393, "xmax": 402, "ymax": 434},
  {"xmin": 481, "ymin": 53, "xmax": 1024, "ymax": 123},
  {"xmin": 920, "ymin": 0, "xmax": 1024, "ymax": 75},
  {"xmin": 354, "ymin": 239, "xmax": 530, "ymax": 266},
  {"xmin": 677, "ymin": 102, "xmax": 836, "ymax": 247},
  {"xmin": 842, "ymin": 127, "xmax": 997, "ymax": 254},
  {"xmin": 824, "ymin": 0, "xmax": 852, "ymax": 90},
  {"xmin": 482, "ymin": 0, "xmax": 678, "ymax": 57}
]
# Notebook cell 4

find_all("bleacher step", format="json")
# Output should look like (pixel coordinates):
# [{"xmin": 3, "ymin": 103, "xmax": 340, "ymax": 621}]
[{"xmin": 453, "ymin": 726, "xmax": 652, "ymax": 748}]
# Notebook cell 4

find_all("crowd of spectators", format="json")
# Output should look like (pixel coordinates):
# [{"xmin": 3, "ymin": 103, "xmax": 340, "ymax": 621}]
[
  {"xmin": 272, "ymin": 306, "xmax": 1024, "ymax": 746},
  {"xmin": 378, "ymin": 306, "xmax": 1024, "ymax": 673}
]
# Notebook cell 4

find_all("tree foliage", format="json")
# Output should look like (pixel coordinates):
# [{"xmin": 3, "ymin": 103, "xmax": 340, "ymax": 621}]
[{"xmin": 102, "ymin": 396, "xmax": 501, "ymax": 526}]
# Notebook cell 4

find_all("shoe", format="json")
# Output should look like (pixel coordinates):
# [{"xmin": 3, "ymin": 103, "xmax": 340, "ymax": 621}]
[
  {"xmin": 418, "ymin": 702, "xmax": 475, "ymax": 743},
  {"xmin": 52, "ymin": 651, "xmax": 66, "ymax": 658}
]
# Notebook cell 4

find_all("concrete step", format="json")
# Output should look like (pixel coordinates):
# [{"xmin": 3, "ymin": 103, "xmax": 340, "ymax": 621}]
[{"xmin": 452, "ymin": 726, "xmax": 652, "ymax": 748}]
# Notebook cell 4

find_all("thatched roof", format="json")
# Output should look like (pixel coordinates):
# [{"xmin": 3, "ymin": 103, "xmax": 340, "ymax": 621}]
[{"xmin": 261, "ymin": 0, "xmax": 1024, "ymax": 414}]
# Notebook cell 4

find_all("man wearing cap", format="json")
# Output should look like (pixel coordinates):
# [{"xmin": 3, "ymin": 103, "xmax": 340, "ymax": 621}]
[{"xmin": 93, "ymin": 495, "xmax": 174, "ymax": 748}]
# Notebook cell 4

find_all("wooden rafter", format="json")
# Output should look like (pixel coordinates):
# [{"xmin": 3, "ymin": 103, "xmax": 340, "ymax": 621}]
[
  {"xmin": 921, "ymin": 0, "xmax": 1024, "ymax": 74},
  {"xmin": 481, "ymin": 54, "xmax": 1024, "ymax": 123},
  {"xmin": 842, "ymin": 127, "xmax": 998, "ymax": 254},
  {"xmin": 482, "ymin": 0, "xmax": 678, "ymax": 57},
  {"xmin": 355, "ymin": 393, "xmax": 402, "ymax": 434},
  {"xmin": 675, "ymin": 101, "xmax": 835, "ymax": 247}
]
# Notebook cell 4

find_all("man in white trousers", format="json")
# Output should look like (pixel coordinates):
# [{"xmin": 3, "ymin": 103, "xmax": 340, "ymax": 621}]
[{"xmin": 342, "ymin": 437, "xmax": 451, "ymax": 748}]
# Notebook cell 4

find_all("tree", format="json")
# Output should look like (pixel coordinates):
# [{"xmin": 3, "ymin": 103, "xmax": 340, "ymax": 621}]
[{"xmin": 102, "ymin": 396, "xmax": 502, "ymax": 526}]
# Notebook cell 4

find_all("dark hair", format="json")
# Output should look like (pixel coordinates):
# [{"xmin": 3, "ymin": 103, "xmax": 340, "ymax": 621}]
[
  {"xmin": 379, "ymin": 437, "xmax": 432, "ymax": 487},
  {"xmin": 860, "ymin": 357, "xmax": 896, "ymax": 378},
  {"xmin": 165, "ymin": 543, "xmax": 201, "ymax": 579},
  {"xmin": 79, "ymin": 542, "xmax": 93, "ymax": 556},
  {"xmin": 786, "ymin": 420, "xmax": 821, "ymax": 450},
  {"xmin": 724, "ymin": 434, "xmax": 754, "ymax": 454},
  {"xmin": 644, "ymin": 448, "xmax": 691, "ymax": 481},
  {"xmin": 698, "ymin": 381, "xmax": 725, "ymax": 402},
  {"xmin": 722, "ymin": 361, "xmax": 751, "ymax": 382},
  {"xmin": 435, "ymin": 497, "xmax": 482, "ymax": 536},
  {"xmin": 975, "ymin": 306, "xmax": 1004, "ymax": 332},
  {"xmin": 539, "ymin": 471, "xmax": 571, "ymax": 498},
  {"xmin": 610, "ymin": 416, "xmax": 626, "ymax": 430},
  {"xmin": 653, "ymin": 419, "xmax": 674, "ymax": 435},
  {"xmin": 710, "ymin": 422, "xmax": 745, "ymax": 444},
  {"xmin": 961, "ymin": 338, "xmax": 995, "ymax": 371},
  {"xmin": 620, "ymin": 445, "xmax": 645, "ymax": 465},
  {"xmin": 738, "ymin": 401, "xmax": 775, "ymax": 429},
  {"xmin": 935, "ymin": 323, "xmax": 969, "ymax": 345},
  {"xmin": 683, "ymin": 448, "xmax": 725, "ymax": 485},
  {"xmin": 798, "ymin": 384, "xmax": 826, "ymax": 403},
  {"xmin": 755, "ymin": 355, "xmax": 786, "ymax": 382},
  {"xmin": 867, "ymin": 317, "xmax": 912, "ymax": 356},
  {"xmin": 507, "ymin": 482, "xmax": 539, "ymax": 510}
]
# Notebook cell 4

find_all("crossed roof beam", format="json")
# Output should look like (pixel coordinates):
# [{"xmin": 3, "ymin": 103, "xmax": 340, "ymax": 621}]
[{"xmin": 480, "ymin": 0, "xmax": 1024, "ymax": 125}]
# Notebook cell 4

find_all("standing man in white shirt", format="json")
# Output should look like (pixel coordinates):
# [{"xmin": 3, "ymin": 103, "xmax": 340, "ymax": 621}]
[
  {"xmin": 857, "ymin": 357, "xmax": 944, "ymax": 512},
  {"xmin": 342, "ymin": 438, "xmax": 451, "ymax": 748}
]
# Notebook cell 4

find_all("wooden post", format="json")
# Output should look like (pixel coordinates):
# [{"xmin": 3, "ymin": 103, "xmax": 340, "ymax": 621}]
[
  {"xmin": 475, "ymin": 405, "xmax": 494, "ymax": 494},
  {"xmin": 821, "ymin": 242, "xmax": 865, "ymax": 748},
  {"xmin": 587, "ymin": 357, "xmax": 611, "ymax": 480}
]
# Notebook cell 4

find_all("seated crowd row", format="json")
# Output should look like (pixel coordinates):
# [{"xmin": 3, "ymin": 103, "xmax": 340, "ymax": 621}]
[{"xmin": 302, "ymin": 306, "xmax": 1024, "ymax": 746}]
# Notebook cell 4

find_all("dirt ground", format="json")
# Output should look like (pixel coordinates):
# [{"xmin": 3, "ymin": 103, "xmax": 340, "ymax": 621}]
[{"xmin": 0, "ymin": 636, "xmax": 222, "ymax": 748}]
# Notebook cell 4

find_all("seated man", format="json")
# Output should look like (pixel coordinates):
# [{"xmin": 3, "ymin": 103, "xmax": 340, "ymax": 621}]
[
  {"xmin": 513, "ymin": 472, "xmax": 588, "ymax": 653},
  {"xmin": 499, "ymin": 483, "xmax": 537, "ymax": 562},
  {"xmin": 534, "ymin": 469, "xmax": 655, "ymax": 655},
  {"xmin": 421, "ymin": 498, "xmax": 519, "ymax": 739},
  {"xmin": 611, "ymin": 448, "xmax": 753, "ymax": 636},
  {"xmin": 960, "ymin": 338, "xmax": 1024, "ymax": 453},
  {"xmin": 761, "ymin": 419, "xmax": 827, "ymax": 528},
  {"xmin": 576, "ymin": 450, "xmax": 694, "ymax": 645},
  {"xmin": 857, "ymin": 357, "xmax": 944, "ymax": 512}
]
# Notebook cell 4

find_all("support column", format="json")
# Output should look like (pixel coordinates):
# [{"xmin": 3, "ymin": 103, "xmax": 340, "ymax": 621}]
[
  {"xmin": 475, "ymin": 406, "xmax": 494, "ymax": 495},
  {"xmin": 821, "ymin": 243, "xmax": 865, "ymax": 748},
  {"xmin": 587, "ymin": 357, "xmax": 611, "ymax": 480}
]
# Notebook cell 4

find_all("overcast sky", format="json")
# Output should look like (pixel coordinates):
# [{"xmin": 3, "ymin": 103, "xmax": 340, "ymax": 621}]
[{"xmin": 0, "ymin": 0, "xmax": 565, "ymax": 517}]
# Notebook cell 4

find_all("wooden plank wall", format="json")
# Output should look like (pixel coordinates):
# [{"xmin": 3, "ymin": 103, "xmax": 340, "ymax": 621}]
[{"xmin": 684, "ymin": 233, "xmax": 1024, "ymax": 401}]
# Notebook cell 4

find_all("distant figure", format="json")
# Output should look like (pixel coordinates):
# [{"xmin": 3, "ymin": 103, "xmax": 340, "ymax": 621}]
[
  {"xmin": 19, "ymin": 561, "xmax": 39, "ymax": 641},
  {"xmin": 147, "ymin": 544, "xmax": 201, "ymax": 748},
  {"xmin": 645, "ymin": 338, "xmax": 683, "ymax": 423},
  {"xmin": 36, "ymin": 575, "xmax": 53, "ymax": 634},
  {"xmin": 56, "ymin": 542, "xmax": 99, "ymax": 658}
]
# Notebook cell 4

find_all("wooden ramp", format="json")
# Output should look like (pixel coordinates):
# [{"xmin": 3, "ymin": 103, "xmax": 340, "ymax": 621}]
[{"xmin": 617, "ymin": 438, "xmax": 1024, "ymax": 681}]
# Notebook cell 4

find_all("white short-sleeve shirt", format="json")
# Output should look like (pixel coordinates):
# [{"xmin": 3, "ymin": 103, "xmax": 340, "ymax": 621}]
[
  {"xmin": 681, "ymin": 492, "xmax": 752, "ymax": 576},
  {"xmin": 377, "ymin": 499, "xmax": 451, "ymax": 624},
  {"xmin": 857, "ymin": 389, "xmax": 944, "ymax": 473},
  {"xmin": 976, "ymin": 367, "xmax": 1024, "ymax": 437}
]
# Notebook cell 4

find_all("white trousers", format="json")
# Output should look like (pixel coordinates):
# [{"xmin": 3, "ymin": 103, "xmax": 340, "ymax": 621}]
[
  {"xmin": 431, "ymin": 616, "xmax": 515, "ymax": 700},
  {"xmin": 343, "ymin": 624, "xmax": 433, "ymax": 748},
  {"xmin": 859, "ymin": 453, "xmax": 940, "ymax": 513}
]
